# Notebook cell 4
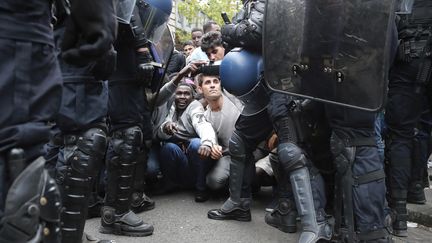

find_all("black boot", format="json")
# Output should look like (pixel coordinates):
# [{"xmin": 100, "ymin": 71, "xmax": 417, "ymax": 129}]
[
  {"xmin": 131, "ymin": 192, "xmax": 155, "ymax": 213},
  {"xmin": 407, "ymin": 181, "xmax": 426, "ymax": 204},
  {"xmin": 265, "ymin": 198, "xmax": 297, "ymax": 233},
  {"xmin": 391, "ymin": 198, "xmax": 408, "ymax": 237},
  {"xmin": 208, "ymin": 198, "xmax": 251, "ymax": 222},
  {"xmin": 57, "ymin": 129, "xmax": 108, "ymax": 243},
  {"xmin": 100, "ymin": 206, "xmax": 154, "ymax": 236},
  {"xmin": 101, "ymin": 126, "xmax": 154, "ymax": 237}
]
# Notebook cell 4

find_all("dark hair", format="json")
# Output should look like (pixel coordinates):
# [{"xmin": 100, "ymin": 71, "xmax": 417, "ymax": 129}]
[
  {"xmin": 183, "ymin": 40, "xmax": 194, "ymax": 47},
  {"xmin": 201, "ymin": 31, "xmax": 223, "ymax": 53},
  {"xmin": 196, "ymin": 73, "xmax": 220, "ymax": 87},
  {"xmin": 203, "ymin": 21, "xmax": 219, "ymax": 33},
  {"xmin": 191, "ymin": 28, "xmax": 203, "ymax": 34},
  {"xmin": 177, "ymin": 82, "xmax": 196, "ymax": 94}
]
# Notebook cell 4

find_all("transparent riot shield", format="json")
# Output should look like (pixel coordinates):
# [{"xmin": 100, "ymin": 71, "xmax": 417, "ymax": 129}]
[
  {"xmin": 134, "ymin": 1, "xmax": 172, "ymax": 43},
  {"xmin": 149, "ymin": 24, "xmax": 174, "ymax": 93},
  {"xmin": 264, "ymin": 0, "xmax": 396, "ymax": 111},
  {"xmin": 116, "ymin": 0, "xmax": 137, "ymax": 24}
]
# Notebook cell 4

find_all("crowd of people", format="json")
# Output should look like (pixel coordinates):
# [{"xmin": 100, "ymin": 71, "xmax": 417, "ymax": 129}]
[{"xmin": 0, "ymin": 0, "xmax": 431, "ymax": 243}]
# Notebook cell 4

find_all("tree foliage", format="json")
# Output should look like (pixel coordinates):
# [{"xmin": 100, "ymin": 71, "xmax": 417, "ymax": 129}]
[{"xmin": 178, "ymin": 0, "xmax": 241, "ymax": 26}]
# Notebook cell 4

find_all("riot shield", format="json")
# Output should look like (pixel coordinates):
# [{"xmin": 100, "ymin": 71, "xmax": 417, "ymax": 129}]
[
  {"xmin": 116, "ymin": 0, "xmax": 137, "ymax": 24},
  {"xmin": 135, "ymin": 1, "xmax": 172, "ymax": 43},
  {"xmin": 149, "ymin": 24, "xmax": 174, "ymax": 93},
  {"xmin": 264, "ymin": 0, "xmax": 396, "ymax": 111}
]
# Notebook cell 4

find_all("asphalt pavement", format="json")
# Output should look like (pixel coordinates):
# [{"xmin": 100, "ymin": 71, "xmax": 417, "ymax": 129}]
[{"xmin": 85, "ymin": 188, "xmax": 432, "ymax": 243}]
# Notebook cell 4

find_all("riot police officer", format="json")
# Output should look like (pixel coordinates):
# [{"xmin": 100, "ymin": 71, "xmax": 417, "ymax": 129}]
[
  {"xmin": 52, "ymin": 1, "xmax": 117, "ymax": 242},
  {"xmin": 99, "ymin": 0, "xmax": 173, "ymax": 237},
  {"xmin": 207, "ymin": 1, "xmax": 332, "ymax": 242},
  {"xmin": 0, "ymin": 0, "xmax": 116, "ymax": 242},
  {"xmin": 263, "ymin": 0, "xmax": 395, "ymax": 242},
  {"xmin": 385, "ymin": 0, "xmax": 432, "ymax": 237}
]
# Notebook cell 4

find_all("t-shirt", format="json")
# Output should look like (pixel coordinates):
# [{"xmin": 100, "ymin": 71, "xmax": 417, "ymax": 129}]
[
  {"xmin": 187, "ymin": 47, "xmax": 209, "ymax": 64},
  {"xmin": 204, "ymin": 93, "xmax": 243, "ymax": 152}
]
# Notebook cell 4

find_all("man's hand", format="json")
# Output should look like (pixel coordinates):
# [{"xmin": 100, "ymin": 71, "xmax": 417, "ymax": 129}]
[
  {"xmin": 198, "ymin": 145, "xmax": 212, "ymax": 159},
  {"xmin": 210, "ymin": 145, "xmax": 223, "ymax": 160},
  {"xmin": 62, "ymin": 0, "xmax": 117, "ymax": 65},
  {"xmin": 163, "ymin": 122, "xmax": 178, "ymax": 135},
  {"xmin": 174, "ymin": 60, "xmax": 208, "ymax": 85}
]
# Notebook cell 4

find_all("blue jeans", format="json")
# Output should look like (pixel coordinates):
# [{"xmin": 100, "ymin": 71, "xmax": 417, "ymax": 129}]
[
  {"xmin": 160, "ymin": 138, "xmax": 215, "ymax": 191},
  {"xmin": 146, "ymin": 143, "xmax": 161, "ymax": 178}
]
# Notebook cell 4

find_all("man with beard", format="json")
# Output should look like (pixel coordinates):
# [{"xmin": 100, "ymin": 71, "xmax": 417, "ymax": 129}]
[{"xmin": 158, "ymin": 83, "xmax": 218, "ymax": 202}]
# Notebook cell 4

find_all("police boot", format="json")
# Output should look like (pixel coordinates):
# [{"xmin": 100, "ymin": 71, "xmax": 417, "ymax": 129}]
[
  {"xmin": 100, "ymin": 207, "xmax": 153, "ymax": 237},
  {"xmin": 265, "ymin": 198, "xmax": 297, "ymax": 233},
  {"xmin": 207, "ymin": 197, "xmax": 252, "ymax": 221},
  {"xmin": 407, "ymin": 181, "xmax": 426, "ymax": 204},
  {"xmin": 57, "ymin": 129, "xmax": 108, "ymax": 243},
  {"xmin": 100, "ymin": 126, "xmax": 153, "ymax": 237},
  {"xmin": 131, "ymin": 192, "xmax": 155, "ymax": 213},
  {"xmin": 390, "ymin": 190, "xmax": 408, "ymax": 237},
  {"xmin": 291, "ymin": 167, "xmax": 333, "ymax": 243},
  {"xmin": 208, "ymin": 133, "xmax": 252, "ymax": 221}
]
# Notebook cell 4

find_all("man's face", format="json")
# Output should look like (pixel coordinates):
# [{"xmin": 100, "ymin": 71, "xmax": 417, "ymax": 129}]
[
  {"xmin": 183, "ymin": 44, "xmax": 195, "ymax": 57},
  {"xmin": 191, "ymin": 31, "xmax": 203, "ymax": 47},
  {"xmin": 206, "ymin": 46, "xmax": 225, "ymax": 62},
  {"xmin": 200, "ymin": 75, "xmax": 222, "ymax": 101},
  {"xmin": 175, "ymin": 85, "xmax": 194, "ymax": 110},
  {"xmin": 209, "ymin": 24, "xmax": 221, "ymax": 33}
]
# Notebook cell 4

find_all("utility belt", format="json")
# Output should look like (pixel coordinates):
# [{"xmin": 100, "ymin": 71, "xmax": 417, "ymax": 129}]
[{"xmin": 397, "ymin": 37, "xmax": 431, "ymax": 62}]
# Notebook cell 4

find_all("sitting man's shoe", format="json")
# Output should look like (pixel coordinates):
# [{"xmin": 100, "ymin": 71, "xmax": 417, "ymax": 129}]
[
  {"xmin": 131, "ymin": 192, "xmax": 156, "ymax": 213},
  {"xmin": 100, "ymin": 207, "xmax": 154, "ymax": 237},
  {"xmin": 265, "ymin": 198, "xmax": 297, "ymax": 233},
  {"xmin": 195, "ymin": 189, "xmax": 210, "ymax": 203},
  {"xmin": 207, "ymin": 197, "xmax": 251, "ymax": 221}
]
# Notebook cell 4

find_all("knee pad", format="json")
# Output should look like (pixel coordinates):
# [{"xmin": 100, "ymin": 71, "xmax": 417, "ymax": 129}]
[
  {"xmin": 278, "ymin": 142, "xmax": 306, "ymax": 172},
  {"xmin": 0, "ymin": 158, "xmax": 61, "ymax": 243},
  {"xmin": 111, "ymin": 126, "xmax": 143, "ymax": 165},
  {"xmin": 229, "ymin": 131, "xmax": 247, "ymax": 161},
  {"xmin": 57, "ymin": 128, "xmax": 107, "ymax": 188}
]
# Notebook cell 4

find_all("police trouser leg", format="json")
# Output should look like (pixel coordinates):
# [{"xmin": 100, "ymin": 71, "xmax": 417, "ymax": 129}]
[
  {"xmin": 408, "ymin": 135, "xmax": 426, "ymax": 204},
  {"xmin": 131, "ymin": 146, "xmax": 155, "ymax": 213},
  {"xmin": 100, "ymin": 126, "xmax": 153, "ymax": 237},
  {"xmin": 56, "ymin": 128, "xmax": 107, "ymax": 243},
  {"xmin": 331, "ymin": 132, "xmax": 388, "ymax": 242},
  {"xmin": 221, "ymin": 131, "xmax": 252, "ymax": 212}
]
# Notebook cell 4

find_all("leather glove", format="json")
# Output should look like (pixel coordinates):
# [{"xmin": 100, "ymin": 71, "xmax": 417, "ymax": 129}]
[
  {"xmin": 136, "ymin": 51, "xmax": 154, "ymax": 85},
  {"xmin": 62, "ymin": 0, "xmax": 117, "ymax": 65}
]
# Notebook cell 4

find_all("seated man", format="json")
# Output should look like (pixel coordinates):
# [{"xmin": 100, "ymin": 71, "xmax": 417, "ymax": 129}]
[
  {"xmin": 196, "ymin": 73, "xmax": 243, "ymax": 191},
  {"xmin": 158, "ymin": 83, "xmax": 217, "ymax": 202}
]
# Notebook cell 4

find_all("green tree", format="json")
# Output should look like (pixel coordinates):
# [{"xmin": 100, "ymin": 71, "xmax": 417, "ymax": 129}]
[{"xmin": 178, "ymin": 0, "xmax": 241, "ymax": 27}]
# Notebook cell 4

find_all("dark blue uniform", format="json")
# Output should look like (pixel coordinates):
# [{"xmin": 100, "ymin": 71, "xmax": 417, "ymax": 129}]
[
  {"xmin": 385, "ymin": 1, "xmax": 432, "ymax": 236},
  {"xmin": 0, "ymin": 0, "xmax": 62, "ymax": 209},
  {"xmin": 0, "ymin": 1, "xmax": 63, "ymax": 242}
]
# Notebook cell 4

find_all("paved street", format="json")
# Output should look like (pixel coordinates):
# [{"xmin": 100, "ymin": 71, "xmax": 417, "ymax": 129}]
[{"xmin": 85, "ymin": 189, "xmax": 432, "ymax": 243}]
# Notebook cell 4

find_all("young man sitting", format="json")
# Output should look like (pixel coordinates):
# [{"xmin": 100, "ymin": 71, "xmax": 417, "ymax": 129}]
[{"xmin": 157, "ymin": 83, "xmax": 217, "ymax": 202}]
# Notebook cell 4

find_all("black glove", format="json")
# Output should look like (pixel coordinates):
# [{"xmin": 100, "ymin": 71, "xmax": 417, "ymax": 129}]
[
  {"xmin": 62, "ymin": 0, "xmax": 117, "ymax": 65},
  {"xmin": 136, "ymin": 51, "xmax": 154, "ymax": 85},
  {"xmin": 91, "ymin": 46, "xmax": 117, "ymax": 81}
]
